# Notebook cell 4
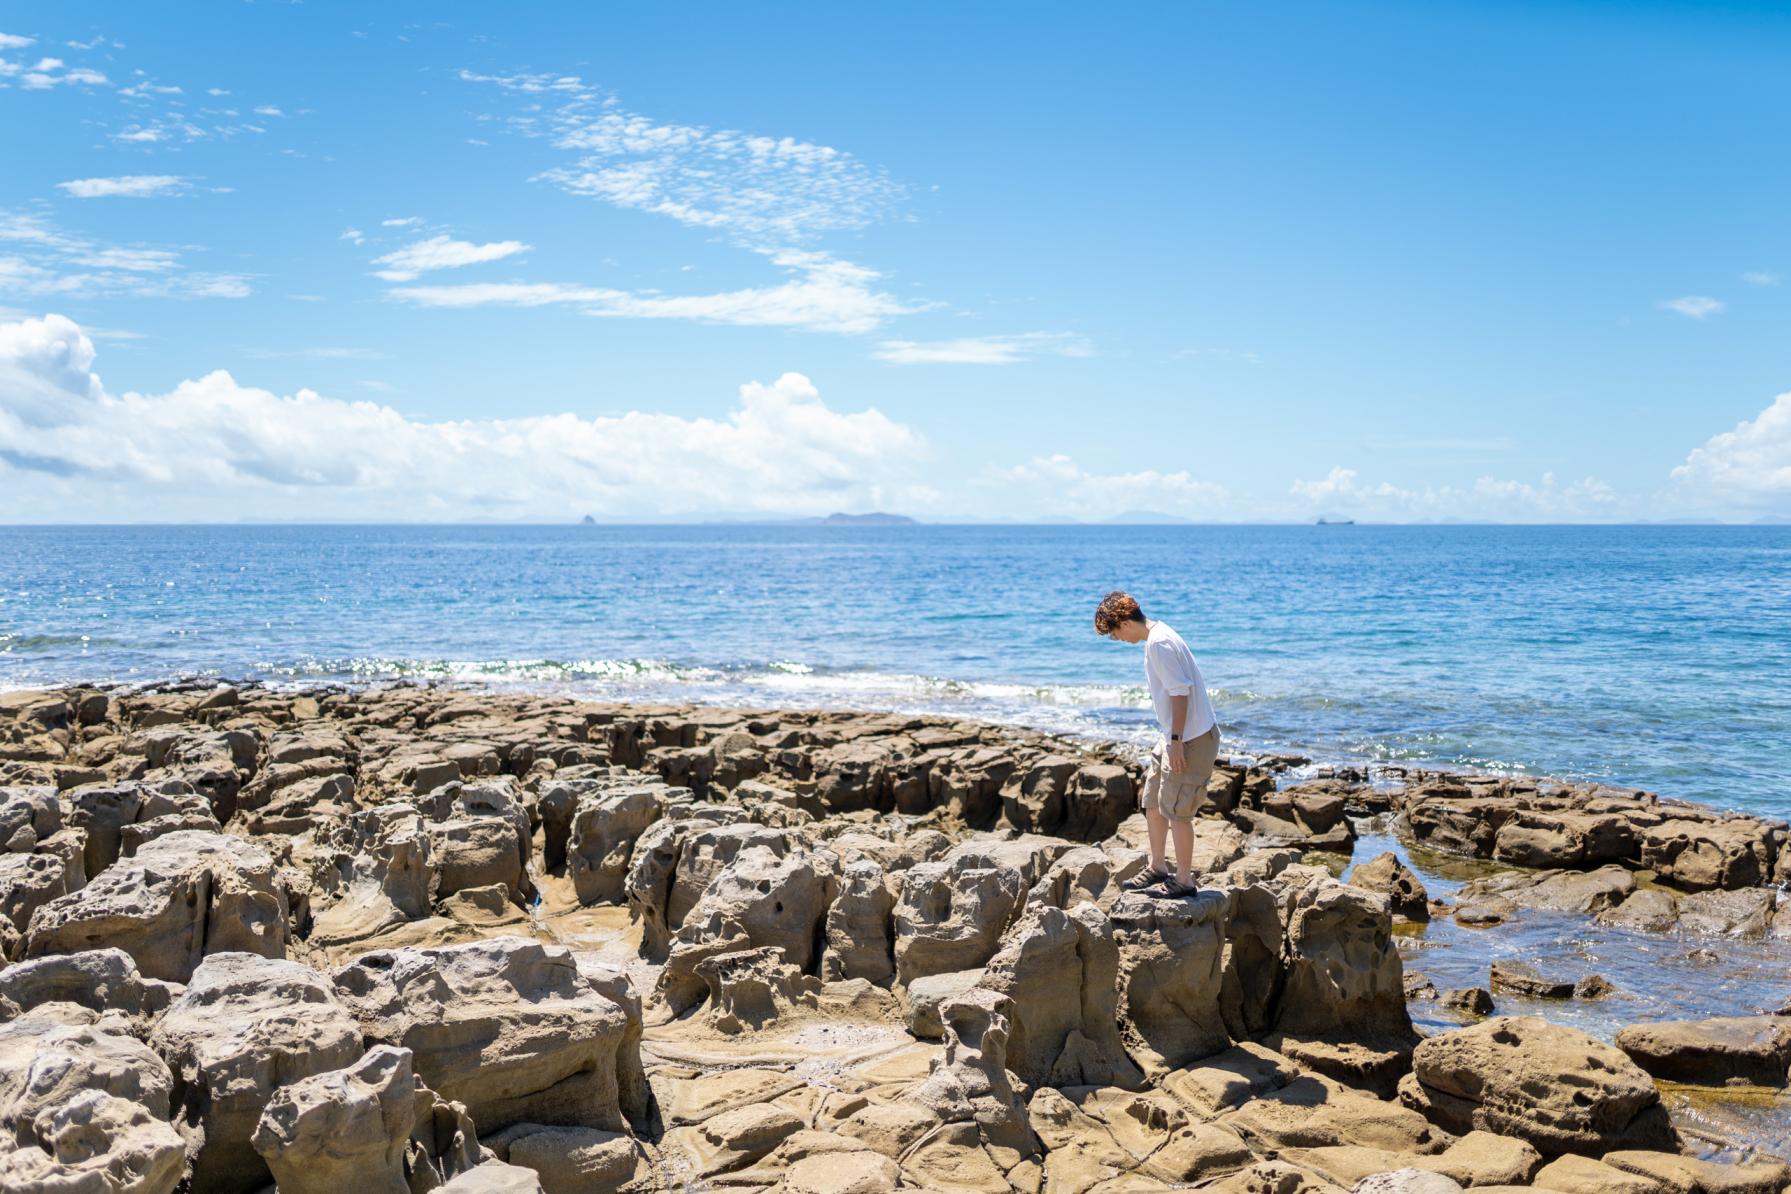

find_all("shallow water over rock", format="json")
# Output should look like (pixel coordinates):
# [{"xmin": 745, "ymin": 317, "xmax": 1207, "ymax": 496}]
[{"xmin": 1353, "ymin": 828, "xmax": 1791, "ymax": 1158}]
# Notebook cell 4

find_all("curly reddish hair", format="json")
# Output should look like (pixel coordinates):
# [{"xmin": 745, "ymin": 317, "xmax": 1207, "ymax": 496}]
[{"xmin": 1093, "ymin": 591, "xmax": 1145, "ymax": 635}]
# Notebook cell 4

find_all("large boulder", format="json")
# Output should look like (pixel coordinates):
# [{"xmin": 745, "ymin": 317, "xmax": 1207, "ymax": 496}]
[
  {"xmin": 1639, "ymin": 817, "xmax": 1780, "ymax": 892},
  {"xmin": 562, "ymin": 783, "xmax": 663, "ymax": 904},
  {"xmin": 23, "ymin": 830, "xmax": 289, "ymax": 982},
  {"xmin": 1398, "ymin": 1016, "xmax": 1676, "ymax": 1156},
  {"xmin": 1491, "ymin": 810, "xmax": 1636, "ymax": 870},
  {"xmin": 1614, "ymin": 1016, "xmax": 1791, "ymax": 1088},
  {"xmin": 422, "ymin": 779, "xmax": 534, "ymax": 905},
  {"xmin": 892, "ymin": 854, "xmax": 1025, "ymax": 989},
  {"xmin": 905, "ymin": 987, "xmax": 1036, "ymax": 1157},
  {"xmin": 821, "ymin": 859, "xmax": 896, "ymax": 984},
  {"xmin": 1349, "ymin": 852, "xmax": 1429, "ymax": 921},
  {"xmin": 0, "ymin": 1010, "xmax": 183, "ymax": 1194},
  {"xmin": 0, "ymin": 947, "xmax": 175, "ymax": 1023},
  {"xmin": 148, "ymin": 952, "xmax": 364, "ymax": 1194},
  {"xmin": 977, "ymin": 901, "xmax": 1143, "ymax": 1088},
  {"xmin": 1109, "ymin": 890, "xmax": 1230, "ymax": 1075},
  {"xmin": 1267, "ymin": 880, "xmax": 1414, "ymax": 1094},
  {"xmin": 251, "ymin": 1045, "xmax": 417, "ymax": 1194},
  {"xmin": 309, "ymin": 805, "xmax": 438, "ymax": 947},
  {"xmin": 332, "ymin": 936, "xmax": 645, "ymax": 1135}
]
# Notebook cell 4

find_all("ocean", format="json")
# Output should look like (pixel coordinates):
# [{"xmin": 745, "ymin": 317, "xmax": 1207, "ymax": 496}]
[{"xmin": 2, "ymin": 522, "xmax": 1787, "ymax": 819}]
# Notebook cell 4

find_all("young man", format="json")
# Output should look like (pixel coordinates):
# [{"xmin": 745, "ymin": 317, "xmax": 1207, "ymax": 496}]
[{"xmin": 1094, "ymin": 591, "xmax": 1220, "ymax": 897}]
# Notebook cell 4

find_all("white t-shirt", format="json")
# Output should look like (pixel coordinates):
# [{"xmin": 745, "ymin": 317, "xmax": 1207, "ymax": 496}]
[{"xmin": 1143, "ymin": 619, "xmax": 1216, "ymax": 741}]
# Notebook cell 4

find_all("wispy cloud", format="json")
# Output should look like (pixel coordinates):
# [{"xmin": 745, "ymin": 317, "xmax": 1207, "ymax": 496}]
[
  {"xmin": 371, "ymin": 235, "xmax": 531, "ymax": 282},
  {"xmin": 253, "ymin": 104, "xmax": 284, "ymax": 117},
  {"xmin": 1290, "ymin": 465, "xmax": 1616, "ymax": 521},
  {"xmin": 464, "ymin": 70, "xmax": 903, "ymax": 245},
  {"xmin": 872, "ymin": 332, "xmax": 1093, "ymax": 365},
  {"xmin": 1660, "ymin": 295, "xmax": 1725, "ymax": 320},
  {"xmin": 4, "ymin": 55, "xmax": 109, "ymax": 90},
  {"xmin": 389, "ymin": 249, "xmax": 921, "ymax": 335},
  {"xmin": 56, "ymin": 174, "xmax": 188, "ymax": 199},
  {"xmin": 0, "ymin": 210, "xmax": 251, "ymax": 299},
  {"xmin": 981, "ymin": 454, "xmax": 1228, "ymax": 520},
  {"xmin": 381, "ymin": 216, "xmax": 422, "ymax": 228},
  {"xmin": 0, "ymin": 313, "xmax": 931, "ymax": 521},
  {"xmin": 243, "ymin": 346, "xmax": 388, "ymax": 361},
  {"xmin": 1741, "ymin": 271, "xmax": 1778, "ymax": 287}
]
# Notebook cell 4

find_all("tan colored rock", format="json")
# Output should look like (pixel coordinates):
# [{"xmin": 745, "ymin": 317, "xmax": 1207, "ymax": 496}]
[
  {"xmin": 1398, "ymin": 1016, "xmax": 1675, "ymax": 1156},
  {"xmin": 1222, "ymin": 1073, "xmax": 1447, "ymax": 1154},
  {"xmin": 438, "ymin": 1161, "xmax": 548, "ymax": 1194},
  {"xmin": 561, "ymin": 782, "xmax": 664, "ymax": 904},
  {"xmin": 0, "ymin": 1088, "xmax": 186, "ymax": 1194},
  {"xmin": 1599, "ymin": 1150, "xmax": 1790, "ymax": 1194},
  {"xmin": 309, "ymin": 805, "xmax": 438, "ymax": 946},
  {"xmin": 1615, "ymin": 1015, "xmax": 1791, "ymax": 1087},
  {"xmin": 821, "ymin": 858, "xmax": 896, "ymax": 983},
  {"xmin": 251, "ymin": 1045, "xmax": 416, "ymax": 1194},
  {"xmin": 1639, "ymin": 817, "xmax": 1779, "ymax": 892},
  {"xmin": 1350, "ymin": 852, "xmax": 1429, "ymax": 921},
  {"xmin": 149, "ymin": 952, "xmax": 363, "ymax": 1194},
  {"xmin": 24, "ymin": 830, "xmax": 288, "ymax": 982},
  {"xmin": 1531, "ymin": 1153, "xmax": 1665, "ymax": 1193},
  {"xmin": 693, "ymin": 945, "xmax": 821, "ymax": 1033},
  {"xmin": 333, "ymin": 936, "xmax": 644, "ymax": 1136},
  {"xmin": 1109, "ymin": 889, "xmax": 1230, "ymax": 1075},
  {"xmin": 978, "ymin": 901, "xmax": 1143, "ymax": 1088},
  {"xmin": 906, "ymin": 987, "xmax": 1036, "ymax": 1156},
  {"xmin": 497, "ymin": 1123, "xmax": 653, "ymax": 1194},
  {"xmin": 893, "ymin": 853, "xmax": 1025, "ymax": 988}
]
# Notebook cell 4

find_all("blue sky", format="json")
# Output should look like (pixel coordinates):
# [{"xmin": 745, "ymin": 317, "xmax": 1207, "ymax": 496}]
[{"xmin": 1, "ymin": 0, "xmax": 1788, "ymax": 522}]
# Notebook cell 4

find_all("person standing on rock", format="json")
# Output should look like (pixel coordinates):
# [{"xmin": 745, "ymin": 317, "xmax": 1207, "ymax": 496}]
[{"xmin": 1094, "ymin": 591, "xmax": 1220, "ymax": 898}]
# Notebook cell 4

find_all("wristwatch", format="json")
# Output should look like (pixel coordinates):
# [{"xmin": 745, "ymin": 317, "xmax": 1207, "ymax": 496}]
[{"xmin": 1169, "ymin": 733, "xmax": 1181, "ymax": 741}]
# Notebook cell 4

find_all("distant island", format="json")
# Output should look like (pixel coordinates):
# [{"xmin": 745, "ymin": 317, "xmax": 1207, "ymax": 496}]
[
  {"xmin": 819, "ymin": 512, "xmax": 917, "ymax": 525},
  {"xmin": 1316, "ymin": 517, "xmax": 1356, "ymax": 526}
]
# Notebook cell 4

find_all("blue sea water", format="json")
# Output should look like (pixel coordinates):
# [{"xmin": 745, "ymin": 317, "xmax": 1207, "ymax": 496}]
[{"xmin": 2, "ymin": 523, "xmax": 1788, "ymax": 819}]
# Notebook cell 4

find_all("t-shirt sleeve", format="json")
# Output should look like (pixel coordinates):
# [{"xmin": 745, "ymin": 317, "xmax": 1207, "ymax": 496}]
[{"xmin": 1146, "ymin": 640, "xmax": 1195, "ymax": 696}]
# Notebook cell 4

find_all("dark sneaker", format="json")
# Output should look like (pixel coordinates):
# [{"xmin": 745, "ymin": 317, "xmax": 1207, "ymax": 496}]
[
  {"xmin": 1120, "ymin": 867, "xmax": 1169, "ymax": 893},
  {"xmin": 1149, "ymin": 877, "xmax": 1202, "ymax": 899}
]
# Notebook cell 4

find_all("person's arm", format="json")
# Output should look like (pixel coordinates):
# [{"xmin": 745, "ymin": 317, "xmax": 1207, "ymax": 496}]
[{"xmin": 1166, "ymin": 694, "xmax": 1189, "ymax": 771}]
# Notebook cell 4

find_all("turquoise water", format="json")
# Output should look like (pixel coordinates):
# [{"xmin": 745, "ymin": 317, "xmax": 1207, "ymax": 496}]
[{"xmin": 2, "ymin": 523, "xmax": 1788, "ymax": 818}]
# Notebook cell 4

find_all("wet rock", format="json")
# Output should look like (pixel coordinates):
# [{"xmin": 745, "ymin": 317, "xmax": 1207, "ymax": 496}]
[
  {"xmin": 1675, "ymin": 887, "xmax": 1776, "ymax": 938},
  {"xmin": 1575, "ymin": 974, "xmax": 1614, "ymax": 999},
  {"xmin": 1491, "ymin": 809, "xmax": 1636, "ymax": 870},
  {"xmin": 1457, "ymin": 865, "xmax": 1634, "ymax": 916},
  {"xmin": 1350, "ymin": 852, "xmax": 1429, "ymax": 921},
  {"xmin": 1488, "ymin": 960, "xmax": 1576, "ymax": 999},
  {"xmin": 1595, "ymin": 887, "xmax": 1679, "ymax": 932},
  {"xmin": 24, "ymin": 830, "xmax": 289, "ymax": 983},
  {"xmin": 1451, "ymin": 899, "xmax": 1513, "ymax": 928},
  {"xmin": 1441, "ymin": 987, "xmax": 1493, "ymax": 1015},
  {"xmin": 333, "ymin": 936, "xmax": 644, "ymax": 1135},
  {"xmin": 1398, "ymin": 1016, "xmax": 1677, "ymax": 1156},
  {"xmin": 1403, "ymin": 971, "xmax": 1438, "ymax": 1000},
  {"xmin": 977, "ymin": 900, "xmax": 1143, "ymax": 1087},
  {"xmin": 1614, "ymin": 1015, "xmax": 1791, "ymax": 1087},
  {"xmin": 149, "ymin": 952, "xmax": 363, "ymax": 1194},
  {"xmin": 251, "ymin": 1045, "xmax": 416, "ymax": 1194},
  {"xmin": 1109, "ymin": 889, "xmax": 1230, "ymax": 1076}
]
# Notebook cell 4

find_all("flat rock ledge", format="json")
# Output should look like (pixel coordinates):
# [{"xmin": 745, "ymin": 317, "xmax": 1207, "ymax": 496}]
[{"xmin": 0, "ymin": 680, "xmax": 1785, "ymax": 1193}]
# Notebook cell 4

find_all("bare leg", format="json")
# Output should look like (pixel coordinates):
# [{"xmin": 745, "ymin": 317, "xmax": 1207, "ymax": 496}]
[
  {"xmin": 1145, "ymin": 808, "xmax": 1168, "ymax": 875},
  {"xmin": 1169, "ymin": 817, "xmax": 1194, "ymax": 886}
]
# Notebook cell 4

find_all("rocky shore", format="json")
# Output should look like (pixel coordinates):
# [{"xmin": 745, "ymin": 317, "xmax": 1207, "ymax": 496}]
[{"xmin": 1, "ymin": 681, "xmax": 1787, "ymax": 1194}]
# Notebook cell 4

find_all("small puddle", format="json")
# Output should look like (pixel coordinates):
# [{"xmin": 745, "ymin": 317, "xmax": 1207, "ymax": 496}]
[{"xmin": 1349, "ymin": 828, "xmax": 1791, "ymax": 1158}]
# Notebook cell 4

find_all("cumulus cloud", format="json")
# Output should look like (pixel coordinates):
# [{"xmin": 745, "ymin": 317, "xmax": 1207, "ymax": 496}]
[
  {"xmin": 1660, "ymin": 295, "xmax": 1724, "ymax": 320},
  {"xmin": 1671, "ymin": 391, "xmax": 1791, "ymax": 500},
  {"xmin": 390, "ymin": 250, "xmax": 920, "ymax": 335},
  {"xmin": 0, "ymin": 33, "xmax": 35, "ymax": 50},
  {"xmin": 1290, "ymin": 466, "xmax": 1617, "ymax": 521},
  {"xmin": 371, "ymin": 235, "xmax": 531, "ymax": 282},
  {"xmin": 8, "ymin": 55, "xmax": 108, "ymax": 89},
  {"xmin": 0, "ymin": 210, "xmax": 250, "ymax": 299},
  {"xmin": 981, "ymin": 454, "xmax": 1228, "ymax": 520},
  {"xmin": 56, "ymin": 174, "xmax": 188, "ymax": 199},
  {"xmin": 872, "ymin": 332, "xmax": 1093, "ymax": 366},
  {"xmin": 0, "ymin": 313, "xmax": 931, "ymax": 521}
]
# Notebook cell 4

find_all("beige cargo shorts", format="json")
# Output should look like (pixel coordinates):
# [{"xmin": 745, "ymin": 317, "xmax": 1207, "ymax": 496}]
[{"xmin": 1140, "ymin": 725, "xmax": 1220, "ymax": 819}]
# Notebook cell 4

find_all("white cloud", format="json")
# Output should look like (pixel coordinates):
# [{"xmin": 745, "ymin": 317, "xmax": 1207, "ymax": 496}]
[
  {"xmin": 0, "ymin": 313, "xmax": 931, "ymax": 521},
  {"xmin": 253, "ymin": 104, "xmax": 283, "ymax": 117},
  {"xmin": 1742, "ymin": 271, "xmax": 1778, "ymax": 287},
  {"xmin": 872, "ymin": 332, "xmax": 1093, "ymax": 366},
  {"xmin": 981, "ymin": 454, "xmax": 1228, "ymax": 520},
  {"xmin": 371, "ymin": 235, "xmax": 530, "ymax": 281},
  {"xmin": 463, "ymin": 70, "xmax": 902, "ymax": 245},
  {"xmin": 1289, "ymin": 466, "xmax": 1617, "ymax": 521},
  {"xmin": 381, "ymin": 216, "xmax": 422, "ymax": 228},
  {"xmin": 206, "ymin": 87, "xmax": 229, "ymax": 97},
  {"xmin": 0, "ymin": 209, "xmax": 250, "ymax": 299},
  {"xmin": 339, "ymin": 228, "xmax": 366, "ymax": 245},
  {"xmin": 56, "ymin": 174, "xmax": 188, "ymax": 199},
  {"xmin": 390, "ymin": 250, "xmax": 920, "ymax": 335},
  {"xmin": 1661, "ymin": 295, "xmax": 1724, "ymax": 320},
  {"xmin": 1671, "ymin": 391, "xmax": 1791, "ymax": 499},
  {"xmin": 0, "ymin": 33, "xmax": 35, "ymax": 50},
  {"xmin": 11, "ymin": 55, "xmax": 108, "ymax": 89}
]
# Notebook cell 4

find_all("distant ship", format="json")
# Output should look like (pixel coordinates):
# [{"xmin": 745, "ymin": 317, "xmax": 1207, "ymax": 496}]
[{"xmin": 1315, "ymin": 517, "xmax": 1355, "ymax": 526}]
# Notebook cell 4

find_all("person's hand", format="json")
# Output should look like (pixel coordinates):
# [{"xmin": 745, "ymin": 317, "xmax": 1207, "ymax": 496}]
[{"xmin": 1165, "ymin": 738, "xmax": 1185, "ymax": 773}]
